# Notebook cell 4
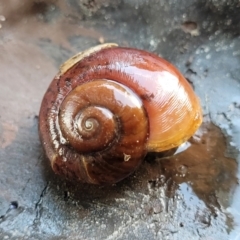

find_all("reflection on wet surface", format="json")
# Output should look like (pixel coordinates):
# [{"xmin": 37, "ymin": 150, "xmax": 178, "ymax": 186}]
[
  {"xmin": 160, "ymin": 120, "xmax": 238, "ymax": 209},
  {"xmin": 150, "ymin": 120, "xmax": 238, "ymax": 236}
]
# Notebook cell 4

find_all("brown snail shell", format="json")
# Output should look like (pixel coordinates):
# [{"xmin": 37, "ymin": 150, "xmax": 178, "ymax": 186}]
[{"xmin": 39, "ymin": 43, "xmax": 202, "ymax": 184}]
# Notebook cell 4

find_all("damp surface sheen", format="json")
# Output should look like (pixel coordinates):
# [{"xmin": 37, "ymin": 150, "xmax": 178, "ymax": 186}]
[{"xmin": 140, "ymin": 120, "xmax": 239, "ymax": 239}]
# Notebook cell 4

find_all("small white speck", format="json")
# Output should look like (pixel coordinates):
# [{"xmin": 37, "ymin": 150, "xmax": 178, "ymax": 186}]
[
  {"xmin": 204, "ymin": 46, "xmax": 210, "ymax": 53},
  {"xmin": 206, "ymin": 54, "xmax": 211, "ymax": 59},
  {"xmin": 233, "ymin": 50, "xmax": 240, "ymax": 56},
  {"xmin": 123, "ymin": 153, "xmax": 131, "ymax": 162},
  {"xmin": 0, "ymin": 15, "xmax": 6, "ymax": 21},
  {"xmin": 225, "ymin": 19, "xmax": 232, "ymax": 26},
  {"xmin": 99, "ymin": 36, "xmax": 104, "ymax": 44}
]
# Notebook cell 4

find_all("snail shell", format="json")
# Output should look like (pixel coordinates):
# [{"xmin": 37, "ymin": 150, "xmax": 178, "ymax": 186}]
[{"xmin": 39, "ymin": 43, "xmax": 202, "ymax": 184}]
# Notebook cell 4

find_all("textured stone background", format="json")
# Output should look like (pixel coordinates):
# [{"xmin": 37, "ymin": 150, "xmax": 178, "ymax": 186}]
[{"xmin": 0, "ymin": 0, "xmax": 240, "ymax": 239}]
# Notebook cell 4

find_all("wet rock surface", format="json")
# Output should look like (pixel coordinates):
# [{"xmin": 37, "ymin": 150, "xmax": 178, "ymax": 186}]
[{"xmin": 0, "ymin": 0, "xmax": 240, "ymax": 239}]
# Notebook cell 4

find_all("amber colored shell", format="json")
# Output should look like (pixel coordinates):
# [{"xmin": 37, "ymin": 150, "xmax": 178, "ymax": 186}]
[{"xmin": 39, "ymin": 43, "xmax": 202, "ymax": 184}]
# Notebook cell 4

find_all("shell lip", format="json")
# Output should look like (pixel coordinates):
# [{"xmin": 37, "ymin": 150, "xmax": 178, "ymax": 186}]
[
  {"xmin": 146, "ymin": 108, "xmax": 203, "ymax": 152},
  {"xmin": 56, "ymin": 43, "xmax": 118, "ymax": 79}
]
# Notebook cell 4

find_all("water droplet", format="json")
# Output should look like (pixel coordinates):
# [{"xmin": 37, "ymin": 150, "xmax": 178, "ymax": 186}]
[
  {"xmin": 60, "ymin": 137, "xmax": 67, "ymax": 144},
  {"xmin": 177, "ymin": 165, "xmax": 188, "ymax": 175},
  {"xmin": 9, "ymin": 201, "xmax": 18, "ymax": 209}
]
